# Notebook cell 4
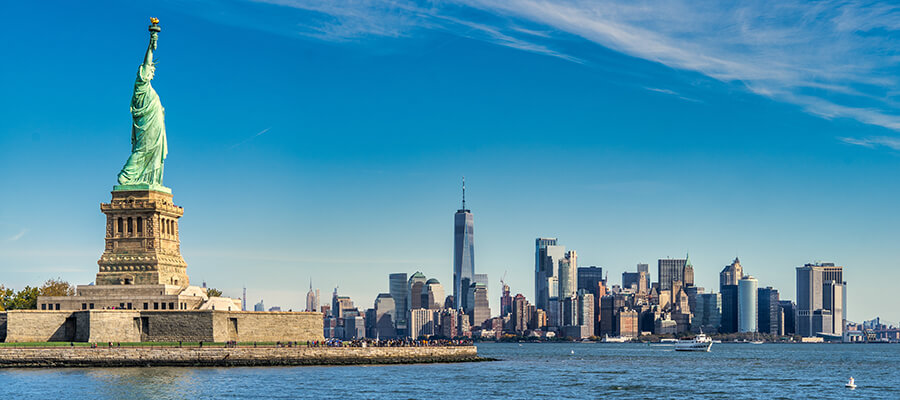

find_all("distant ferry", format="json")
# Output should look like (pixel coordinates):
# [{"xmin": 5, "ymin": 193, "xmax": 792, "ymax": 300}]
[
  {"xmin": 675, "ymin": 333, "xmax": 713, "ymax": 352},
  {"xmin": 602, "ymin": 335, "xmax": 630, "ymax": 343}
]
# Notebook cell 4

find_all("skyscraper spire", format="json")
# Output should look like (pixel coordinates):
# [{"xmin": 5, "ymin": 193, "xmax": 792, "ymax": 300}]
[
  {"xmin": 453, "ymin": 177, "xmax": 475, "ymax": 310},
  {"xmin": 461, "ymin": 176, "xmax": 466, "ymax": 211}
]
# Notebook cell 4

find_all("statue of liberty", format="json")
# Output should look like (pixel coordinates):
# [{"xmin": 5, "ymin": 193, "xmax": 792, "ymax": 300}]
[{"xmin": 116, "ymin": 18, "xmax": 168, "ymax": 191}]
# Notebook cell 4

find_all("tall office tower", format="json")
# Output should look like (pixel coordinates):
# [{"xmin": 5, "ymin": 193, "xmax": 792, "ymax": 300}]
[
  {"xmin": 343, "ymin": 314, "xmax": 366, "ymax": 339},
  {"xmin": 365, "ymin": 308, "xmax": 377, "ymax": 338},
  {"xmin": 685, "ymin": 286, "xmax": 704, "ymax": 314},
  {"xmin": 306, "ymin": 280, "xmax": 318, "ymax": 312},
  {"xmin": 683, "ymin": 255, "xmax": 694, "ymax": 287},
  {"xmin": 440, "ymin": 309, "xmax": 459, "ymax": 338},
  {"xmin": 577, "ymin": 266, "xmax": 604, "ymax": 332},
  {"xmin": 617, "ymin": 309, "xmax": 639, "ymax": 338},
  {"xmin": 720, "ymin": 285, "xmax": 739, "ymax": 333},
  {"xmin": 622, "ymin": 271, "xmax": 649, "ymax": 293},
  {"xmin": 453, "ymin": 179, "xmax": 475, "ymax": 310},
  {"xmin": 242, "ymin": 287, "xmax": 247, "ymax": 311},
  {"xmin": 691, "ymin": 292, "xmax": 722, "ymax": 333},
  {"xmin": 409, "ymin": 309, "xmax": 438, "ymax": 339},
  {"xmin": 500, "ymin": 284, "xmax": 512, "ymax": 316},
  {"xmin": 467, "ymin": 283, "xmax": 491, "ymax": 328},
  {"xmin": 658, "ymin": 258, "xmax": 687, "ymax": 291},
  {"xmin": 720, "ymin": 258, "xmax": 743, "ymax": 289},
  {"xmin": 738, "ymin": 276, "xmax": 758, "ymax": 333},
  {"xmin": 796, "ymin": 263, "xmax": 845, "ymax": 337},
  {"xmin": 637, "ymin": 263, "xmax": 650, "ymax": 280},
  {"xmin": 599, "ymin": 294, "xmax": 625, "ymax": 335},
  {"xmin": 457, "ymin": 311, "xmax": 471, "ymax": 337},
  {"xmin": 408, "ymin": 272, "xmax": 427, "ymax": 311},
  {"xmin": 373, "ymin": 293, "xmax": 397, "ymax": 339},
  {"xmin": 558, "ymin": 251, "xmax": 578, "ymax": 300},
  {"xmin": 424, "ymin": 279, "xmax": 444, "ymax": 310},
  {"xmin": 535, "ymin": 238, "xmax": 566, "ymax": 313},
  {"xmin": 511, "ymin": 294, "xmax": 532, "ymax": 333},
  {"xmin": 530, "ymin": 308, "xmax": 547, "ymax": 330},
  {"xmin": 577, "ymin": 291, "xmax": 595, "ymax": 337},
  {"xmin": 823, "ymin": 280, "xmax": 844, "ymax": 336},
  {"xmin": 757, "ymin": 287, "xmax": 780, "ymax": 335},
  {"xmin": 331, "ymin": 289, "xmax": 355, "ymax": 321},
  {"xmin": 577, "ymin": 266, "xmax": 604, "ymax": 296},
  {"xmin": 779, "ymin": 300, "xmax": 797, "ymax": 335},
  {"xmin": 547, "ymin": 297, "xmax": 560, "ymax": 328},
  {"xmin": 561, "ymin": 296, "xmax": 579, "ymax": 327},
  {"xmin": 389, "ymin": 273, "xmax": 408, "ymax": 333}
]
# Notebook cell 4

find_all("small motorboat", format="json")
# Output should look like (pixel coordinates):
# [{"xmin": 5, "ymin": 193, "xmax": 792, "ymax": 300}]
[{"xmin": 845, "ymin": 377, "xmax": 856, "ymax": 389}]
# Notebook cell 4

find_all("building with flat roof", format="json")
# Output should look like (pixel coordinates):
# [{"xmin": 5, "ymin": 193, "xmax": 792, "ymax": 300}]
[
  {"xmin": 758, "ymin": 287, "xmax": 780, "ymax": 335},
  {"xmin": 389, "ymin": 273, "xmax": 408, "ymax": 334},
  {"xmin": 535, "ymin": 238, "xmax": 566, "ymax": 320},
  {"xmin": 738, "ymin": 276, "xmax": 758, "ymax": 333},
  {"xmin": 796, "ymin": 263, "xmax": 845, "ymax": 337},
  {"xmin": 658, "ymin": 258, "xmax": 686, "ymax": 291}
]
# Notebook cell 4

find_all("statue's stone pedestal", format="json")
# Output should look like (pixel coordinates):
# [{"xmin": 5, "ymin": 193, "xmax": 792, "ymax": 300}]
[{"xmin": 97, "ymin": 189, "xmax": 188, "ymax": 287}]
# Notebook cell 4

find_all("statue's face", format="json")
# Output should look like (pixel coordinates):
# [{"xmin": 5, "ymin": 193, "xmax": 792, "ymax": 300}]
[{"xmin": 148, "ymin": 65, "xmax": 156, "ymax": 80}]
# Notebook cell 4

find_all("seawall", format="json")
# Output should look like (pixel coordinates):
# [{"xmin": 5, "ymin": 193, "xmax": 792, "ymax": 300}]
[{"xmin": 0, "ymin": 346, "xmax": 482, "ymax": 368}]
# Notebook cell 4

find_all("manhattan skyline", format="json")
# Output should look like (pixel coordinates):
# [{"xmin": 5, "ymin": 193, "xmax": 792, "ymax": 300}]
[{"xmin": 2, "ymin": 1, "xmax": 900, "ymax": 322}]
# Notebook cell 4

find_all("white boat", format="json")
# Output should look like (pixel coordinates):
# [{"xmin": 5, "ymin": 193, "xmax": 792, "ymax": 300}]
[
  {"xmin": 846, "ymin": 377, "xmax": 856, "ymax": 389},
  {"xmin": 602, "ymin": 335, "xmax": 629, "ymax": 343},
  {"xmin": 675, "ymin": 333, "xmax": 713, "ymax": 352},
  {"xmin": 660, "ymin": 338, "xmax": 677, "ymax": 343}
]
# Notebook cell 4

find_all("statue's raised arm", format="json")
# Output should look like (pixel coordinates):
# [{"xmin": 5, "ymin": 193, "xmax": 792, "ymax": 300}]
[
  {"xmin": 144, "ymin": 33, "xmax": 157, "ymax": 66},
  {"xmin": 144, "ymin": 18, "xmax": 159, "ymax": 66},
  {"xmin": 115, "ymin": 18, "xmax": 169, "ymax": 192}
]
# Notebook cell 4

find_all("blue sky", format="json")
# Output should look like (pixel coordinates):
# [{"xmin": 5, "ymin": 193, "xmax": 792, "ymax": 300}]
[{"xmin": 1, "ymin": 1, "xmax": 899, "ymax": 322}]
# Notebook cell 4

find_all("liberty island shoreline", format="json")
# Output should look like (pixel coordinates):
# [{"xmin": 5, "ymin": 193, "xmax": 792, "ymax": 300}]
[{"xmin": 0, "ymin": 342, "xmax": 483, "ymax": 368}]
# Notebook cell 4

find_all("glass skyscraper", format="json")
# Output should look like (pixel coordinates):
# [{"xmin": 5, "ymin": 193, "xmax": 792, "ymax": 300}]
[
  {"xmin": 389, "ymin": 273, "xmax": 408, "ymax": 334},
  {"xmin": 453, "ymin": 180, "xmax": 475, "ymax": 310},
  {"xmin": 535, "ymin": 238, "xmax": 565, "ymax": 313}
]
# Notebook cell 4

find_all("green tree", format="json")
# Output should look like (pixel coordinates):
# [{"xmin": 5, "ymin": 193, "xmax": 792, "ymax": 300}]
[
  {"xmin": 0, "ymin": 285, "xmax": 12, "ymax": 311},
  {"xmin": 38, "ymin": 278, "xmax": 75, "ymax": 297},
  {"xmin": 3, "ymin": 286, "xmax": 39, "ymax": 310},
  {"xmin": 207, "ymin": 288, "xmax": 223, "ymax": 297}
]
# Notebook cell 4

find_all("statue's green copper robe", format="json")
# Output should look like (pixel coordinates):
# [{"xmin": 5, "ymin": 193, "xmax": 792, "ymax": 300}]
[{"xmin": 117, "ymin": 63, "xmax": 167, "ymax": 185}]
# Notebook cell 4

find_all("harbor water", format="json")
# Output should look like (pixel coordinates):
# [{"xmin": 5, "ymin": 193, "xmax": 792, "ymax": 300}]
[{"xmin": 0, "ymin": 342, "xmax": 896, "ymax": 399}]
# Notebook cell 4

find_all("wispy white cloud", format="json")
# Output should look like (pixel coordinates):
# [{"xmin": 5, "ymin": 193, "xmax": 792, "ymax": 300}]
[
  {"xmin": 839, "ymin": 136, "xmax": 900, "ymax": 151},
  {"xmin": 461, "ymin": 0, "xmax": 900, "ymax": 130},
  {"xmin": 229, "ymin": 128, "xmax": 271, "ymax": 149},
  {"xmin": 644, "ymin": 87, "xmax": 701, "ymax": 103},
  {"xmin": 8, "ymin": 229, "xmax": 26, "ymax": 241},
  {"xmin": 238, "ymin": 0, "xmax": 900, "ymax": 133},
  {"xmin": 252, "ymin": 0, "xmax": 438, "ymax": 40}
]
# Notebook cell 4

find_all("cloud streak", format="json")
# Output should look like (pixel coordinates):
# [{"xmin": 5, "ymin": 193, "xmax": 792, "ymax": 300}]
[
  {"xmin": 229, "ymin": 128, "xmax": 271, "ymax": 149},
  {"xmin": 8, "ymin": 229, "xmax": 26, "ymax": 241},
  {"xmin": 839, "ymin": 136, "xmax": 900, "ymax": 151},
  {"xmin": 239, "ymin": 0, "xmax": 900, "ymax": 133}
]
